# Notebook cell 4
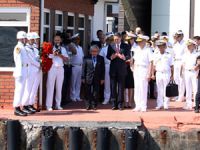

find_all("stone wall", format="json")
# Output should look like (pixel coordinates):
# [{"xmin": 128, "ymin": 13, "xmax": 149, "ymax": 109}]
[{"xmin": 0, "ymin": 119, "xmax": 200, "ymax": 150}]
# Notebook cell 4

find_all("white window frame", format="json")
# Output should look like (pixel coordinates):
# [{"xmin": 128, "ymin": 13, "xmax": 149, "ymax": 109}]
[
  {"xmin": 0, "ymin": 7, "xmax": 30, "ymax": 71},
  {"xmin": 67, "ymin": 12, "xmax": 75, "ymax": 32},
  {"xmin": 78, "ymin": 14, "xmax": 85, "ymax": 31},
  {"xmin": 89, "ymin": 16, "xmax": 93, "ymax": 41},
  {"xmin": 55, "ymin": 10, "xmax": 63, "ymax": 32},
  {"xmin": 43, "ymin": 8, "xmax": 50, "ymax": 41}
]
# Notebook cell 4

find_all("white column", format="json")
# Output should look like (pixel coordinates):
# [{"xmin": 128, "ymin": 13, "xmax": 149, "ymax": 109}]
[
  {"xmin": 169, "ymin": 0, "xmax": 190, "ymax": 39},
  {"xmin": 194, "ymin": 0, "xmax": 200, "ymax": 36},
  {"xmin": 92, "ymin": 0, "xmax": 105, "ymax": 41}
]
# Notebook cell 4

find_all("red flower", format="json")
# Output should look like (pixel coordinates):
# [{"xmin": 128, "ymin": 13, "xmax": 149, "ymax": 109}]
[{"xmin": 41, "ymin": 42, "xmax": 53, "ymax": 73}]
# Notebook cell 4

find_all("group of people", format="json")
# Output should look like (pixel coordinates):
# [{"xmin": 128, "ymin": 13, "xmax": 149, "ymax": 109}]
[{"xmin": 13, "ymin": 27, "xmax": 200, "ymax": 116}]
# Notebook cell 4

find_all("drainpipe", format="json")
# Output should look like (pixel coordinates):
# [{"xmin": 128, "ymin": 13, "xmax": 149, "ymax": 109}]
[{"xmin": 39, "ymin": 0, "xmax": 44, "ymax": 109}]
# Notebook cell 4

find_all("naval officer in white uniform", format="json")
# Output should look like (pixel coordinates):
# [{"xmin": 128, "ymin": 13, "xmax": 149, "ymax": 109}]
[{"xmin": 13, "ymin": 31, "xmax": 29, "ymax": 116}]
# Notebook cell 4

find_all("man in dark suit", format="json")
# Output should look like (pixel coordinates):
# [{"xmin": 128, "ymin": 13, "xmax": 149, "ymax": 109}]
[
  {"xmin": 107, "ymin": 32, "xmax": 131, "ymax": 110},
  {"xmin": 82, "ymin": 45, "xmax": 105, "ymax": 110}
]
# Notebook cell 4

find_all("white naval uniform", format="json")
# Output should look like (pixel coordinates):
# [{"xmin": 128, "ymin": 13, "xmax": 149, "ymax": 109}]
[
  {"xmin": 133, "ymin": 46, "xmax": 153, "ymax": 111},
  {"xmin": 29, "ymin": 44, "xmax": 41, "ymax": 105},
  {"xmin": 153, "ymin": 51, "xmax": 173, "ymax": 108},
  {"xmin": 70, "ymin": 45, "xmax": 84, "ymax": 101},
  {"xmin": 182, "ymin": 51, "xmax": 198, "ymax": 108},
  {"xmin": 46, "ymin": 46, "xmax": 68, "ymax": 108},
  {"xmin": 99, "ymin": 45, "xmax": 111, "ymax": 103},
  {"xmin": 173, "ymin": 40, "xmax": 186, "ymax": 101},
  {"xmin": 13, "ymin": 41, "xmax": 30, "ymax": 107},
  {"xmin": 21, "ymin": 44, "xmax": 40, "ymax": 106}
]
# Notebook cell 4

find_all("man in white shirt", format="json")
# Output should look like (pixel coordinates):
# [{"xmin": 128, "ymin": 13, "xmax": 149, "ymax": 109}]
[
  {"xmin": 173, "ymin": 30, "xmax": 186, "ymax": 102},
  {"xmin": 181, "ymin": 39, "xmax": 199, "ymax": 110},
  {"xmin": 46, "ymin": 35, "xmax": 68, "ymax": 111},
  {"xmin": 132, "ymin": 35, "xmax": 153, "ymax": 112},
  {"xmin": 70, "ymin": 33, "xmax": 84, "ymax": 102},
  {"xmin": 99, "ymin": 33, "xmax": 114, "ymax": 104},
  {"xmin": 152, "ymin": 40, "xmax": 174, "ymax": 110}
]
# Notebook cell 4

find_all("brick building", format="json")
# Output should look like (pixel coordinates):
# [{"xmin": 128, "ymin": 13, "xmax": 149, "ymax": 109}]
[{"xmin": 0, "ymin": 0, "xmax": 95, "ymax": 108}]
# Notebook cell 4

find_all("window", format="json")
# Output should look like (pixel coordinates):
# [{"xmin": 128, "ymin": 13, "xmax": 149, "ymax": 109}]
[
  {"xmin": 78, "ymin": 14, "xmax": 85, "ymax": 47},
  {"xmin": 0, "ymin": 8, "xmax": 30, "ymax": 68},
  {"xmin": 43, "ymin": 9, "xmax": 50, "ymax": 42},
  {"xmin": 55, "ymin": 10, "xmax": 63, "ymax": 33},
  {"xmin": 67, "ymin": 12, "xmax": 75, "ymax": 35}
]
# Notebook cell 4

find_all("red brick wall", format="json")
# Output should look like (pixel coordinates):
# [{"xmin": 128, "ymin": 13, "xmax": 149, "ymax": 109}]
[
  {"xmin": 0, "ymin": 0, "xmax": 40, "ymax": 108},
  {"xmin": 0, "ymin": 0, "xmax": 40, "ymax": 33},
  {"xmin": 45, "ymin": 0, "xmax": 94, "ymax": 15},
  {"xmin": 0, "ymin": 72, "xmax": 14, "ymax": 109}
]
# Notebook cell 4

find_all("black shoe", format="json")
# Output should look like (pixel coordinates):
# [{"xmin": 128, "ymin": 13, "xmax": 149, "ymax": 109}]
[
  {"xmin": 14, "ymin": 107, "xmax": 27, "ymax": 116},
  {"xmin": 195, "ymin": 109, "xmax": 199, "ymax": 113},
  {"xmin": 86, "ymin": 106, "xmax": 91, "ymax": 110},
  {"xmin": 112, "ymin": 107, "xmax": 118, "ymax": 110},
  {"xmin": 92, "ymin": 106, "xmax": 97, "ymax": 110},
  {"xmin": 118, "ymin": 107, "xmax": 123, "ymax": 111},
  {"xmin": 22, "ymin": 106, "xmax": 35, "ymax": 114},
  {"xmin": 28, "ymin": 105, "xmax": 37, "ymax": 113}
]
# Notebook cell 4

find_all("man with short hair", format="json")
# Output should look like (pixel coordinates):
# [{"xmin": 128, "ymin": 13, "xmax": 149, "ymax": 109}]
[
  {"xmin": 46, "ymin": 35, "xmax": 68, "ymax": 111},
  {"xmin": 107, "ymin": 32, "xmax": 130, "ymax": 110}
]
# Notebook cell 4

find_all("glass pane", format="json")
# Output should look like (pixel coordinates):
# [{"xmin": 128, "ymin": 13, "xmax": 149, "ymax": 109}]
[
  {"xmin": 44, "ymin": 12, "xmax": 50, "ymax": 25},
  {"xmin": 43, "ymin": 27, "xmax": 49, "ymax": 42},
  {"xmin": 55, "ymin": 14, "xmax": 62, "ymax": 26},
  {"xmin": 78, "ymin": 17, "xmax": 84, "ymax": 28},
  {"xmin": 0, "ymin": 26, "xmax": 28, "ymax": 67},
  {"xmin": 0, "ymin": 13, "xmax": 26, "ymax": 21},
  {"xmin": 68, "ymin": 16, "xmax": 74, "ymax": 27},
  {"xmin": 78, "ymin": 30, "xmax": 84, "ymax": 47}
]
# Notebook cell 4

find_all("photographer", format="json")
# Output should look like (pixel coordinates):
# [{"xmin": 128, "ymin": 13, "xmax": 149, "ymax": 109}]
[{"xmin": 46, "ymin": 35, "xmax": 68, "ymax": 111}]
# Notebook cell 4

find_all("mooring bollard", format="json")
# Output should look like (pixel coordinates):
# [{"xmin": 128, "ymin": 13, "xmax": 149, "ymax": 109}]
[
  {"xmin": 7, "ymin": 120, "xmax": 21, "ymax": 150},
  {"xmin": 69, "ymin": 127, "xmax": 82, "ymax": 150},
  {"xmin": 42, "ymin": 126, "xmax": 54, "ymax": 150},
  {"xmin": 97, "ymin": 127, "xmax": 110, "ymax": 150},
  {"xmin": 125, "ymin": 129, "xmax": 138, "ymax": 150}
]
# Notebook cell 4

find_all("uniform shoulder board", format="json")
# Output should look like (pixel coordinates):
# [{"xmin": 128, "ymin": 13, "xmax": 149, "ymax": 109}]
[
  {"xmin": 168, "ymin": 46, "xmax": 173, "ymax": 48},
  {"xmin": 15, "ymin": 47, "xmax": 21, "ymax": 54},
  {"xmin": 166, "ymin": 52, "xmax": 169, "ymax": 54}
]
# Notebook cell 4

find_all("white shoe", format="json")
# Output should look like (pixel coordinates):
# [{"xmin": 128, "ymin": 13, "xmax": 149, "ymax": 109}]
[
  {"xmin": 155, "ymin": 106, "xmax": 162, "ymax": 110},
  {"xmin": 141, "ymin": 108, "xmax": 147, "ymax": 112},
  {"xmin": 183, "ymin": 106, "xmax": 192, "ymax": 110},
  {"xmin": 164, "ymin": 106, "xmax": 169, "ymax": 110},
  {"xmin": 47, "ymin": 107, "xmax": 53, "ymax": 111},
  {"xmin": 102, "ymin": 100, "xmax": 109, "ymax": 105},
  {"xmin": 132, "ymin": 107, "xmax": 141, "ymax": 112},
  {"xmin": 55, "ymin": 106, "xmax": 63, "ymax": 110}
]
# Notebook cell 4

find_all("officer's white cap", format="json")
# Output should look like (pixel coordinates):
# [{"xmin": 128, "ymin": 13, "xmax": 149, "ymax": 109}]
[
  {"xmin": 136, "ymin": 34, "xmax": 149, "ymax": 42},
  {"xmin": 26, "ymin": 33, "xmax": 35, "ymax": 40},
  {"xmin": 70, "ymin": 33, "xmax": 79, "ymax": 39},
  {"xmin": 186, "ymin": 39, "xmax": 197, "ymax": 46},
  {"xmin": 156, "ymin": 39, "xmax": 167, "ymax": 46},
  {"xmin": 16, "ymin": 31, "xmax": 27, "ymax": 39},
  {"xmin": 176, "ymin": 30, "xmax": 184, "ymax": 35},
  {"xmin": 105, "ymin": 32, "xmax": 114, "ymax": 39},
  {"xmin": 126, "ymin": 31, "xmax": 137, "ymax": 39},
  {"xmin": 32, "ymin": 32, "xmax": 40, "ymax": 39},
  {"xmin": 160, "ymin": 35, "xmax": 169, "ymax": 40}
]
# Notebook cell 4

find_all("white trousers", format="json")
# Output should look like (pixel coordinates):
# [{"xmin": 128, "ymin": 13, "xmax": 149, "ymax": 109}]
[
  {"xmin": 13, "ymin": 76, "xmax": 27, "ymax": 107},
  {"xmin": 134, "ymin": 67, "xmax": 148, "ymax": 110},
  {"xmin": 70, "ymin": 65, "xmax": 82, "ymax": 100},
  {"xmin": 104, "ymin": 64, "xmax": 110, "ymax": 102},
  {"xmin": 184, "ymin": 70, "xmax": 197, "ymax": 107},
  {"xmin": 29, "ymin": 70, "xmax": 41, "ymax": 105},
  {"xmin": 46, "ymin": 67, "xmax": 64, "ymax": 108},
  {"xmin": 156, "ymin": 72, "xmax": 170, "ymax": 108},
  {"xmin": 174, "ymin": 61, "xmax": 185, "ymax": 100}
]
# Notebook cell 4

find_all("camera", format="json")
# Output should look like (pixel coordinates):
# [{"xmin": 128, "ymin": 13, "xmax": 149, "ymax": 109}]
[{"xmin": 54, "ymin": 44, "xmax": 61, "ymax": 54}]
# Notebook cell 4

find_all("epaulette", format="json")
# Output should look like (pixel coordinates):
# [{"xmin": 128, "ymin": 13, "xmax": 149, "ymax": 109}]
[{"xmin": 15, "ymin": 47, "xmax": 21, "ymax": 54}]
